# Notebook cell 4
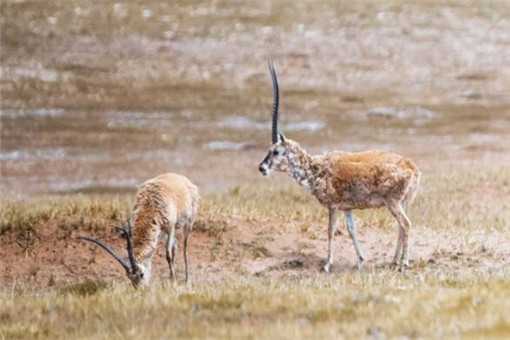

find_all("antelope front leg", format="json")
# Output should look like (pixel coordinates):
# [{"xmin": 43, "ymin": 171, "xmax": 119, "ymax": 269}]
[
  {"xmin": 323, "ymin": 208, "xmax": 338, "ymax": 273},
  {"xmin": 165, "ymin": 228, "xmax": 176, "ymax": 280},
  {"xmin": 345, "ymin": 210, "xmax": 365, "ymax": 270},
  {"xmin": 183, "ymin": 227, "xmax": 191, "ymax": 283}
]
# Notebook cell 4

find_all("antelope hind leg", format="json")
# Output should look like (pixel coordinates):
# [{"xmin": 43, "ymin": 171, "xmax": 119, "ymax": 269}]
[
  {"xmin": 345, "ymin": 210, "xmax": 365, "ymax": 270},
  {"xmin": 387, "ymin": 202, "xmax": 411, "ymax": 271},
  {"xmin": 165, "ymin": 229, "xmax": 177, "ymax": 280}
]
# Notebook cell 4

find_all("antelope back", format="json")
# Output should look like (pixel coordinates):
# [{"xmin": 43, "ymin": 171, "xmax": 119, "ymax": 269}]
[{"xmin": 130, "ymin": 173, "xmax": 199, "ymax": 258}]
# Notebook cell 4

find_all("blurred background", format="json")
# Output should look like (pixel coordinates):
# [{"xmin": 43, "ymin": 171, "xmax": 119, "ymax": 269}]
[{"xmin": 1, "ymin": 0, "xmax": 509, "ymax": 198}]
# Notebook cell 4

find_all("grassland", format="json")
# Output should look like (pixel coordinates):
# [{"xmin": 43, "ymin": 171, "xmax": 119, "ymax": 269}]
[
  {"xmin": 2, "ymin": 0, "xmax": 510, "ymax": 338},
  {"xmin": 1, "ymin": 164, "xmax": 509, "ymax": 339},
  {"xmin": 2, "ymin": 275, "xmax": 509, "ymax": 339}
]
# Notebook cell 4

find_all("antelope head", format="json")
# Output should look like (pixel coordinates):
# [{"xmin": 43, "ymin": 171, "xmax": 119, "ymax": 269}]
[
  {"xmin": 79, "ymin": 222, "xmax": 149, "ymax": 288},
  {"xmin": 259, "ymin": 60, "xmax": 296, "ymax": 176}
]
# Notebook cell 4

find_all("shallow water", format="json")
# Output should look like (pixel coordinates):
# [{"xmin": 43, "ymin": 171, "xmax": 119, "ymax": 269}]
[
  {"xmin": 1, "ymin": 102, "xmax": 508, "ymax": 198},
  {"xmin": 1, "ymin": 0, "xmax": 510, "ymax": 197}
]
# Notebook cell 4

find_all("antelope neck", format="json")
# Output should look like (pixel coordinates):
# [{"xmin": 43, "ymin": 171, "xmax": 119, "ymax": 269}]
[{"xmin": 287, "ymin": 144, "xmax": 320, "ymax": 191}]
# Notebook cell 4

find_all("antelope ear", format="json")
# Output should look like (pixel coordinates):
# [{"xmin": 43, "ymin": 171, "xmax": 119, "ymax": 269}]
[{"xmin": 278, "ymin": 133, "xmax": 286, "ymax": 143}]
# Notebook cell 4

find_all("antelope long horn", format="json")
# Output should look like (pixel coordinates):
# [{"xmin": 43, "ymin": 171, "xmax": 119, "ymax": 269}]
[
  {"xmin": 268, "ymin": 59, "xmax": 280, "ymax": 144},
  {"xmin": 79, "ymin": 236, "xmax": 131, "ymax": 273},
  {"xmin": 124, "ymin": 221, "xmax": 137, "ymax": 271}
]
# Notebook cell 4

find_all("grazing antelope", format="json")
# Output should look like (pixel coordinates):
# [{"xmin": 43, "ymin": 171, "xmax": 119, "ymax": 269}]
[
  {"xmin": 79, "ymin": 173, "xmax": 199, "ymax": 287},
  {"xmin": 258, "ymin": 61, "xmax": 421, "ymax": 272}
]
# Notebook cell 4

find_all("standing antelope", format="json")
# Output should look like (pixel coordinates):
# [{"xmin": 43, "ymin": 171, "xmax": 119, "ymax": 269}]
[
  {"xmin": 258, "ymin": 61, "xmax": 421, "ymax": 272},
  {"xmin": 79, "ymin": 173, "xmax": 200, "ymax": 287}
]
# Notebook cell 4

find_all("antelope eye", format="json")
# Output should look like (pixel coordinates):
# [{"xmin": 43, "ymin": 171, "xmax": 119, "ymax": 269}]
[{"xmin": 273, "ymin": 149, "xmax": 280, "ymax": 156}]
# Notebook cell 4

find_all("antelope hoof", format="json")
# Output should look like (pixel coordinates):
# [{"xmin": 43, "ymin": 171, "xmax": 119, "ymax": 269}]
[
  {"xmin": 323, "ymin": 262, "xmax": 331, "ymax": 273},
  {"xmin": 398, "ymin": 262, "xmax": 410, "ymax": 273},
  {"xmin": 356, "ymin": 257, "xmax": 365, "ymax": 271}
]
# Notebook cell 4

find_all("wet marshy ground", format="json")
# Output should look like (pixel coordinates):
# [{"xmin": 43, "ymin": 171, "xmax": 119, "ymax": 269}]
[
  {"xmin": 1, "ymin": 0, "xmax": 509, "ymax": 197},
  {"xmin": 1, "ymin": 102, "xmax": 508, "ymax": 197}
]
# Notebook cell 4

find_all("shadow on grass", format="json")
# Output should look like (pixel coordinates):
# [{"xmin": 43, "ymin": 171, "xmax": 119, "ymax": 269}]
[{"xmin": 58, "ymin": 279, "xmax": 109, "ymax": 297}]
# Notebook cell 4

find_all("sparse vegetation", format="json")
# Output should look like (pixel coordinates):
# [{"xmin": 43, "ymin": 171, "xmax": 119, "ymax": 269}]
[
  {"xmin": 1, "ymin": 0, "xmax": 510, "ymax": 338},
  {"xmin": 0, "ymin": 196, "xmax": 131, "ymax": 236},
  {"xmin": 2, "ymin": 163, "xmax": 507, "ymax": 236},
  {"xmin": 1, "ymin": 165, "xmax": 509, "ymax": 339},
  {"xmin": 2, "ymin": 274, "xmax": 510, "ymax": 339}
]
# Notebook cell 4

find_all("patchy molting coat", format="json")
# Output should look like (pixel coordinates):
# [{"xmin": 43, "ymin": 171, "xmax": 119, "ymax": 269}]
[
  {"xmin": 259, "ymin": 60, "xmax": 420, "ymax": 272},
  {"xmin": 261, "ymin": 137, "xmax": 421, "ymax": 272},
  {"xmin": 279, "ymin": 139, "xmax": 420, "ymax": 210},
  {"xmin": 130, "ymin": 173, "xmax": 200, "ymax": 279}
]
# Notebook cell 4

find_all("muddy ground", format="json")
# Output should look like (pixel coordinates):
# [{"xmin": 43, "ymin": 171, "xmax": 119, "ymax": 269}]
[
  {"xmin": 1, "ymin": 0, "xmax": 510, "ymax": 197},
  {"xmin": 2, "ymin": 207, "xmax": 509, "ymax": 290}
]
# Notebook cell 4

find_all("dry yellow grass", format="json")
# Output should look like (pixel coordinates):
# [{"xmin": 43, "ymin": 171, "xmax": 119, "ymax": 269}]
[
  {"xmin": 1, "ymin": 272, "xmax": 510, "ymax": 339},
  {"xmin": 2, "ymin": 1, "xmax": 509, "ymax": 338},
  {"xmin": 2, "ymin": 162, "xmax": 508, "ymax": 235},
  {"xmin": 1, "ymin": 164, "xmax": 509, "ymax": 339}
]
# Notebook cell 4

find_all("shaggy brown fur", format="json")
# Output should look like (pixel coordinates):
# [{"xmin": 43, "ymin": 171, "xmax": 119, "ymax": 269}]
[
  {"xmin": 80, "ymin": 173, "xmax": 199, "ymax": 287},
  {"xmin": 260, "ymin": 59, "xmax": 420, "ymax": 272},
  {"xmin": 130, "ymin": 173, "xmax": 200, "ymax": 285},
  {"xmin": 307, "ymin": 149, "xmax": 418, "ymax": 210},
  {"xmin": 259, "ymin": 137, "xmax": 420, "ymax": 271}
]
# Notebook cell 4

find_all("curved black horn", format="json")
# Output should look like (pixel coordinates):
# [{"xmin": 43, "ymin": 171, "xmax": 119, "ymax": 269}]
[
  {"xmin": 124, "ymin": 221, "xmax": 137, "ymax": 270},
  {"xmin": 115, "ymin": 221, "xmax": 137, "ymax": 271},
  {"xmin": 79, "ymin": 236, "xmax": 131, "ymax": 273},
  {"xmin": 268, "ymin": 59, "xmax": 280, "ymax": 144}
]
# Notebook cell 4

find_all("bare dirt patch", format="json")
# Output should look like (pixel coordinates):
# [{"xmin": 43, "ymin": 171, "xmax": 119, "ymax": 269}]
[{"xmin": 2, "ymin": 210, "xmax": 508, "ymax": 290}]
